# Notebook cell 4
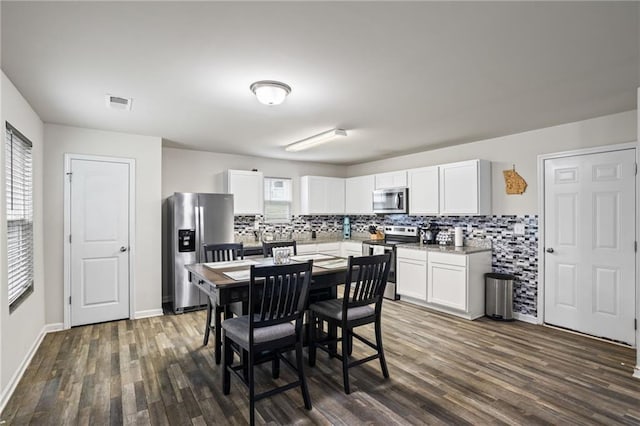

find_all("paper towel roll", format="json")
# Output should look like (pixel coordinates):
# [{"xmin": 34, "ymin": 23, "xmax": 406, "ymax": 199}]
[{"xmin": 454, "ymin": 227, "xmax": 464, "ymax": 247}]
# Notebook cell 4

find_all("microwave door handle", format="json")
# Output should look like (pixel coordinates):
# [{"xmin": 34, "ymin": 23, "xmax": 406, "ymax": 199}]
[{"xmin": 396, "ymin": 194, "xmax": 401, "ymax": 209}]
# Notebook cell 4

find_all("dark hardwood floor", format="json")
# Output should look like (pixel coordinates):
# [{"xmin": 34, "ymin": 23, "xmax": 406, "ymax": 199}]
[{"xmin": 2, "ymin": 299, "xmax": 639, "ymax": 425}]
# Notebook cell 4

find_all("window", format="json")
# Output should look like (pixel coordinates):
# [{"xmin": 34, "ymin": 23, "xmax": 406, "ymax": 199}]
[
  {"xmin": 5, "ymin": 123, "xmax": 33, "ymax": 311},
  {"xmin": 264, "ymin": 177, "xmax": 292, "ymax": 223}
]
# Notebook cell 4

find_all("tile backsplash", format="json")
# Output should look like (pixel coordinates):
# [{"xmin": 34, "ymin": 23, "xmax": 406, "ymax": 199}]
[{"xmin": 235, "ymin": 214, "xmax": 539, "ymax": 317}]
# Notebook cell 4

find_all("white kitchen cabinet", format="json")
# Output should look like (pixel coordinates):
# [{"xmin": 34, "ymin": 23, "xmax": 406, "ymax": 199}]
[
  {"xmin": 224, "ymin": 169, "xmax": 264, "ymax": 215},
  {"xmin": 341, "ymin": 241, "xmax": 363, "ymax": 258},
  {"xmin": 396, "ymin": 248, "xmax": 427, "ymax": 301},
  {"xmin": 408, "ymin": 166, "xmax": 439, "ymax": 215},
  {"xmin": 374, "ymin": 171, "xmax": 407, "ymax": 189},
  {"xmin": 427, "ymin": 251, "xmax": 491, "ymax": 320},
  {"xmin": 316, "ymin": 242, "xmax": 341, "ymax": 257},
  {"xmin": 300, "ymin": 176, "xmax": 345, "ymax": 215},
  {"xmin": 439, "ymin": 160, "xmax": 491, "ymax": 215},
  {"xmin": 297, "ymin": 244, "xmax": 317, "ymax": 255},
  {"xmin": 298, "ymin": 241, "xmax": 358, "ymax": 258},
  {"xmin": 345, "ymin": 175, "xmax": 375, "ymax": 214}
]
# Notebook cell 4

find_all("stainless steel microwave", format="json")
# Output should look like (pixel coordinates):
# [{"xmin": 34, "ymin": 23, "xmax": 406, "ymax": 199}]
[{"xmin": 372, "ymin": 188, "xmax": 408, "ymax": 214}]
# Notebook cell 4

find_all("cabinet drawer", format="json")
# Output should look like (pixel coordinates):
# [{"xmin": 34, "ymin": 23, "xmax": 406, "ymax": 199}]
[
  {"xmin": 428, "ymin": 251, "xmax": 467, "ymax": 266},
  {"xmin": 297, "ymin": 244, "xmax": 317, "ymax": 254},
  {"xmin": 317, "ymin": 242, "xmax": 341, "ymax": 252},
  {"xmin": 397, "ymin": 247, "xmax": 427, "ymax": 262}
]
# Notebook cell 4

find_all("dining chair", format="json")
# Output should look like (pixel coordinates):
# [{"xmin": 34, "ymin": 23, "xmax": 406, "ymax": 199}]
[
  {"xmin": 262, "ymin": 240, "xmax": 297, "ymax": 257},
  {"xmin": 202, "ymin": 242, "xmax": 244, "ymax": 364},
  {"xmin": 308, "ymin": 253, "xmax": 391, "ymax": 394},
  {"xmin": 222, "ymin": 260, "xmax": 313, "ymax": 426}
]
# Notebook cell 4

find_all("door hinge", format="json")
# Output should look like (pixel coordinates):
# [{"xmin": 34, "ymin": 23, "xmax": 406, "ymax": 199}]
[
  {"xmin": 69, "ymin": 296, "xmax": 72, "ymax": 305},
  {"xmin": 635, "ymin": 163, "xmax": 638, "ymax": 176},
  {"xmin": 635, "ymin": 318, "xmax": 637, "ymax": 330},
  {"xmin": 66, "ymin": 171, "xmax": 72, "ymax": 181},
  {"xmin": 635, "ymin": 241, "xmax": 637, "ymax": 252},
  {"xmin": 69, "ymin": 234, "xmax": 72, "ymax": 244}
]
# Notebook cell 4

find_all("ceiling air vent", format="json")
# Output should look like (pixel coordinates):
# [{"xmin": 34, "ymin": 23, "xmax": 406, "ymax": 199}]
[{"xmin": 105, "ymin": 94, "xmax": 133, "ymax": 111}]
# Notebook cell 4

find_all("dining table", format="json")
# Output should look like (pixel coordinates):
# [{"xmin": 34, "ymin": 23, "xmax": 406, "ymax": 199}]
[{"xmin": 184, "ymin": 253, "xmax": 350, "ymax": 362}]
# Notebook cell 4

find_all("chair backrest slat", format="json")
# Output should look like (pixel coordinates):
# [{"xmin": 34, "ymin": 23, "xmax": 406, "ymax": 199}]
[
  {"xmin": 203, "ymin": 242, "xmax": 244, "ymax": 263},
  {"xmin": 343, "ymin": 253, "xmax": 391, "ymax": 314},
  {"xmin": 262, "ymin": 240, "xmax": 298, "ymax": 257},
  {"xmin": 249, "ymin": 261, "xmax": 313, "ymax": 341}
]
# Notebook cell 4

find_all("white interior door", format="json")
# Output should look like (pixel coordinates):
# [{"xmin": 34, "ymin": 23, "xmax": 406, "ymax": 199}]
[
  {"xmin": 544, "ymin": 149, "xmax": 636, "ymax": 345},
  {"xmin": 70, "ymin": 158, "xmax": 131, "ymax": 326}
]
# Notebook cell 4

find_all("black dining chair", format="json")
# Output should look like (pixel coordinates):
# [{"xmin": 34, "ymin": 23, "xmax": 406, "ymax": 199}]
[
  {"xmin": 222, "ymin": 260, "xmax": 313, "ymax": 426},
  {"xmin": 308, "ymin": 253, "xmax": 391, "ymax": 394},
  {"xmin": 202, "ymin": 242, "xmax": 244, "ymax": 364},
  {"xmin": 262, "ymin": 240, "xmax": 297, "ymax": 257}
]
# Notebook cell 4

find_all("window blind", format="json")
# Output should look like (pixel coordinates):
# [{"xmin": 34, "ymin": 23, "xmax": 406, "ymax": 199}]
[
  {"xmin": 264, "ymin": 177, "xmax": 292, "ymax": 223},
  {"xmin": 5, "ymin": 123, "xmax": 33, "ymax": 307}
]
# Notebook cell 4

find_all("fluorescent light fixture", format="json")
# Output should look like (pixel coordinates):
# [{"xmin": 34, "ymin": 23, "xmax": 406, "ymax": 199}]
[
  {"xmin": 285, "ymin": 128, "xmax": 347, "ymax": 152},
  {"xmin": 250, "ymin": 80, "xmax": 291, "ymax": 105}
]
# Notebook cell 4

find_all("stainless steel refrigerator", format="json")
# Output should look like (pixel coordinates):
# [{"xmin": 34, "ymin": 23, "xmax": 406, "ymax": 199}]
[{"xmin": 168, "ymin": 192, "xmax": 234, "ymax": 313}]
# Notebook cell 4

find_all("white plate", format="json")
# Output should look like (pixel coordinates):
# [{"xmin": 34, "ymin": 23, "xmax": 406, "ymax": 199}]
[
  {"xmin": 204, "ymin": 259, "xmax": 259, "ymax": 269},
  {"xmin": 290, "ymin": 253, "xmax": 335, "ymax": 262}
]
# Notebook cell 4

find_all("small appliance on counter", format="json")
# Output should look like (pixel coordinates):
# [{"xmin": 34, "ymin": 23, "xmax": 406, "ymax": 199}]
[
  {"xmin": 421, "ymin": 223, "xmax": 438, "ymax": 244},
  {"xmin": 368, "ymin": 225, "xmax": 384, "ymax": 240},
  {"xmin": 343, "ymin": 216, "xmax": 351, "ymax": 239}
]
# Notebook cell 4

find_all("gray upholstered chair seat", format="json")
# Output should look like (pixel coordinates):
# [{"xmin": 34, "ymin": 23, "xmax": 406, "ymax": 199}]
[
  {"xmin": 309, "ymin": 299, "xmax": 374, "ymax": 321},
  {"xmin": 222, "ymin": 315, "xmax": 295, "ymax": 347}
]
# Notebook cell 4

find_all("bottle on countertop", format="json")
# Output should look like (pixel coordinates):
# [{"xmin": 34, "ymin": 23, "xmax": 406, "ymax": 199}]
[{"xmin": 343, "ymin": 216, "xmax": 351, "ymax": 239}]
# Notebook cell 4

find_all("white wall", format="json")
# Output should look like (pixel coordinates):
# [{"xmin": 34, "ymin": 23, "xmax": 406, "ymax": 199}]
[
  {"xmin": 161, "ymin": 147, "xmax": 346, "ymax": 300},
  {"xmin": 636, "ymin": 88, "xmax": 640, "ymax": 379},
  {"xmin": 347, "ymin": 110, "xmax": 638, "ymax": 215},
  {"xmin": 162, "ymin": 147, "xmax": 346, "ymax": 213},
  {"xmin": 0, "ymin": 72, "xmax": 45, "ymax": 401},
  {"xmin": 44, "ymin": 124, "xmax": 163, "ymax": 324}
]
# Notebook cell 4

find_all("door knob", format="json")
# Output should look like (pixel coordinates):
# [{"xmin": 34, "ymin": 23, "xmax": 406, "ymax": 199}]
[
  {"xmin": 120, "ymin": 246, "xmax": 128, "ymax": 252},
  {"xmin": 546, "ymin": 248, "xmax": 554, "ymax": 253}
]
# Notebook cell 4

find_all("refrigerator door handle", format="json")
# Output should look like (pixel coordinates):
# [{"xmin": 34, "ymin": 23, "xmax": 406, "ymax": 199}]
[
  {"xmin": 198, "ymin": 206, "xmax": 205, "ymax": 262},
  {"xmin": 194, "ymin": 206, "xmax": 200, "ymax": 263}
]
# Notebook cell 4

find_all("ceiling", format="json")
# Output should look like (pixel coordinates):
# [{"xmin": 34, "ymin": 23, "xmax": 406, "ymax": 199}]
[{"xmin": 2, "ymin": 2, "xmax": 638, "ymax": 165}]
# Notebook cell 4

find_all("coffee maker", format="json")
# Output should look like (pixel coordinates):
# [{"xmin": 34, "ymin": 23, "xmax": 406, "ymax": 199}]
[{"xmin": 421, "ymin": 223, "xmax": 438, "ymax": 244}]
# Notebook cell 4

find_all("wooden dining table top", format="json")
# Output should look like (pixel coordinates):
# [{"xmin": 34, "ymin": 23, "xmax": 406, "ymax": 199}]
[{"xmin": 184, "ymin": 255, "xmax": 349, "ymax": 288}]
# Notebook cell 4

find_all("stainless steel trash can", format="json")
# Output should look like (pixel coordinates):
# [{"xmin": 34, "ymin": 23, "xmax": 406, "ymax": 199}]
[{"xmin": 485, "ymin": 273, "xmax": 515, "ymax": 321}]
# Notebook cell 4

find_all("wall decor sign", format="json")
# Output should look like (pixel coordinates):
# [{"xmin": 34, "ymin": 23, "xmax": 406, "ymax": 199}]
[{"xmin": 503, "ymin": 165, "xmax": 527, "ymax": 195}]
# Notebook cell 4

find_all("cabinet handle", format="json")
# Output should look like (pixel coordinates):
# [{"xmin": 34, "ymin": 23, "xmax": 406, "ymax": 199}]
[{"xmin": 546, "ymin": 248, "xmax": 554, "ymax": 253}]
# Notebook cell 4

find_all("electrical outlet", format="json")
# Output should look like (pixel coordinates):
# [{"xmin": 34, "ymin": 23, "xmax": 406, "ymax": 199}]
[
  {"xmin": 514, "ymin": 223, "xmax": 525, "ymax": 235},
  {"xmin": 466, "ymin": 224, "xmax": 473, "ymax": 233}
]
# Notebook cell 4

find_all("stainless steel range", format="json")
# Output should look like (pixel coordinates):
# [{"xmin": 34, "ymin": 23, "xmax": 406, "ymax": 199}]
[{"xmin": 362, "ymin": 225, "xmax": 420, "ymax": 300}]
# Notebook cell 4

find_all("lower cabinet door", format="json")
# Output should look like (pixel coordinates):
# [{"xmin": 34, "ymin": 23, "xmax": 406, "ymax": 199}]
[
  {"xmin": 428, "ymin": 262, "xmax": 467, "ymax": 310},
  {"xmin": 396, "ymin": 258, "xmax": 427, "ymax": 300}
]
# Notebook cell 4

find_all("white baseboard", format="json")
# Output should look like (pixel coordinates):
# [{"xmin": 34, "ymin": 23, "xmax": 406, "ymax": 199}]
[
  {"xmin": 513, "ymin": 312, "xmax": 539, "ymax": 324},
  {"xmin": 0, "ymin": 322, "xmax": 61, "ymax": 413},
  {"xmin": 134, "ymin": 308, "xmax": 164, "ymax": 319},
  {"xmin": 43, "ymin": 323, "xmax": 64, "ymax": 333}
]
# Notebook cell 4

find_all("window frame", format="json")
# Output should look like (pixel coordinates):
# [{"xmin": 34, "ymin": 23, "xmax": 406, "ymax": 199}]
[
  {"xmin": 5, "ymin": 122, "xmax": 34, "ymax": 313},
  {"xmin": 263, "ymin": 176, "xmax": 292, "ymax": 224}
]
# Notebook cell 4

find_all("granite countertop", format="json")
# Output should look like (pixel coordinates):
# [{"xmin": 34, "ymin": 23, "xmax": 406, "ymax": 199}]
[
  {"xmin": 397, "ymin": 242, "xmax": 492, "ymax": 254},
  {"xmin": 236, "ymin": 234, "xmax": 370, "ymax": 249}
]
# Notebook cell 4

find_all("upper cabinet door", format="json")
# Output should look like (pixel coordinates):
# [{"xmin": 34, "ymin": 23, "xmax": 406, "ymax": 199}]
[
  {"xmin": 408, "ymin": 166, "xmax": 439, "ymax": 215},
  {"xmin": 300, "ymin": 176, "xmax": 345, "ymax": 215},
  {"xmin": 439, "ymin": 160, "xmax": 491, "ymax": 215},
  {"xmin": 345, "ymin": 175, "xmax": 375, "ymax": 214},
  {"xmin": 325, "ymin": 177, "xmax": 346, "ymax": 214},
  {"xmin": 225, "ymin": 170, "xmax": 264, "ymax": 215},
  {"xmin": 374, "ymin": 171, "xmax": 407, "ymax": 189}
]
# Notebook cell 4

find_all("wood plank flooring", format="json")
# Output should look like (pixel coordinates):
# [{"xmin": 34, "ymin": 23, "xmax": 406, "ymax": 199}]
[{"xmin": 2, "ymin": 299, "xmax": 639, "ymax": 425}]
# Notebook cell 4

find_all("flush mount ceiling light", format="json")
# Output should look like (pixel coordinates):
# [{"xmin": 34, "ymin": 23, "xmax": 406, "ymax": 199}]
[
  {"xmin": 285, "ymin": 128, "xmax": 348, "ymax": 152},
  {"xmin": 250, "ymin": 80, "xmax": 291, "ymax": 105}
]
